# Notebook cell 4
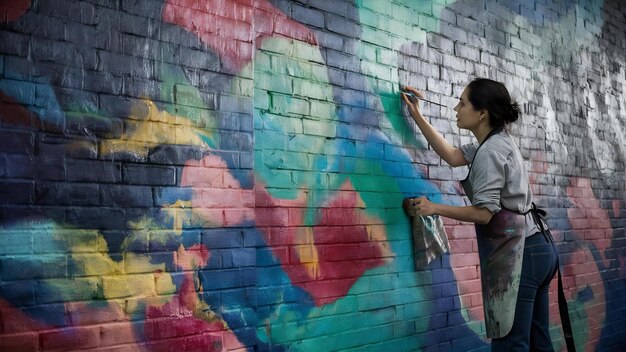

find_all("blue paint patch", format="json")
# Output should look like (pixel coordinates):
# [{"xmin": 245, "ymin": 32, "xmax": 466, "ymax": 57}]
[
  {"xmin": 195, "ymin": 228, "xmax": 313, "ymax": 351},
  {"xmin": 153, "ymin": 187, "xmax": 193, "ymax": 206},
  {"xmin": 0, "ymin": 280, "xmax": 35, "ymax": 306},
  {"xmin": 423, "ymin": 254, "xmax": 488, "ymax": 351}
]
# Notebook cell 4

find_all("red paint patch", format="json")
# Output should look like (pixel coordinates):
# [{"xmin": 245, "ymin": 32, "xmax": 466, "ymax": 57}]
[
  {"xmin": 0, "ymin": 91, "xmax": 37, "ymax": 128},
  {"xmin": 0, "ymin": 91, "xmax": 65, "ymax": 133},
  {"xmin": 0, "ymin": 298, "xmax": 48, "ymax": 334},
  {"xmin": 162, "ymin": 0, "xmax": 317, "ymax": 73},
  {"xmin": 0, "ymin": 0, "xmax": 31, "ymax": 22},
  {"xmin": 144, "ymin": 243, "xmax": 245, "ymax": 350},
  {"xmin": 256, "ymin": 180, "xmax": 391, "ymax": 306}
]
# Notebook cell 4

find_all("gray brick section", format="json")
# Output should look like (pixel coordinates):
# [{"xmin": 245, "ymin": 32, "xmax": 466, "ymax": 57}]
[
  {"xmin": 66, "ymin": 159, "xmax": 122, "ymax": 183},
  {"xmin": 100, "ymin": 185, "xmax": 153, "ymax": 207},
  {"xmin": 292, "ymin": 4, "xmax": 325, "ymax": 29},
  {"xmin": 122, "ymin": 164, "xmax": 176, "ymax": 186}
]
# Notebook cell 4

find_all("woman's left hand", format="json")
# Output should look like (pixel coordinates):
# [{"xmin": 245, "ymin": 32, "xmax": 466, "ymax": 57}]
[{"xmin": 411, "ymin": 196, "xmax": 438, "ymax": 216}]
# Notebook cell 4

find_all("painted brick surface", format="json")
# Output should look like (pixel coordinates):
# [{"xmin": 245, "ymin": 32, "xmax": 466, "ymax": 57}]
[{"xmin": 0, "ymin": 0, "xmax": 625, "ymax": 351}]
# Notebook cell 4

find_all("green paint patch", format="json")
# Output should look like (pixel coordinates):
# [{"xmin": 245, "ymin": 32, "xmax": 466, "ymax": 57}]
[
  {"xmin": 254, "ymin": 37, "xmax": 339, "ymax": 200},
  {"xmin": 158, "ymin": 63, "xmax": 218, "ymax": 148}
]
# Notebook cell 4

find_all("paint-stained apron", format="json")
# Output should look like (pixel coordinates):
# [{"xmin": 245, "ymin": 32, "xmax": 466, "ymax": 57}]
[{"xmin": 460, "ymin": 128, "xmax": 526, "ymax": 339}]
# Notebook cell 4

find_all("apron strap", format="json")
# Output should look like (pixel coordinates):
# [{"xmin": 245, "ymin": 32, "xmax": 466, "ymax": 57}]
[
  {"xmin": 557, "ymin": 261, "xmax": 577, "ymax": 352},
  {"xmin": 530, "ymin": 203, "xmax": 577, "ymax": 352}
]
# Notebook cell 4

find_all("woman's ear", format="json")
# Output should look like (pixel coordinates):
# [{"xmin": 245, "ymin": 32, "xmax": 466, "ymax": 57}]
[{"xmin": 479, "ymin": 109, "xmax": 489, "ymax": 121}]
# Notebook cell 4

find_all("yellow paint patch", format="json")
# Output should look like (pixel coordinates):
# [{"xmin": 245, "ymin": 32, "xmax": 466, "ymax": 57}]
[
  {"xmin": 295, "ymin": 227, "xmax": 320, "ymax": 279},
  {"xmin": 101, "ymin": 99, "xmax": 215, "ymax": 158}
]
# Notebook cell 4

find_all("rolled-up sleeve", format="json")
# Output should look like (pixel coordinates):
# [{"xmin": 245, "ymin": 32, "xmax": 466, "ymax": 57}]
[
  {"xmin": 460, "ymin": 143, "xmax": 479, "ymax": 163},
  {"xmin": 469, "ymin": 149, "xmax": 508, "ymax": 214}
]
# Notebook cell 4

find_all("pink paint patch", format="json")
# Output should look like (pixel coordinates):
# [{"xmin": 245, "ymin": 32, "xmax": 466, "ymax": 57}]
[
  {"xmin": 0, "ymin": 0, "xmax": 30, "ymax": 22},
  {"xmin": 162, "ymin": 0, "xmax": 317, "ymax": 73},
  {"xmin": 256, "ymin": 180, "xmax": 391, "ymax": 306},
  {"xmin": 181, "ymin": 155, "xmax": 255, "ymax": 226},
  {"xmin": 566, "ymin": 177, "xmax": 613, "ymax": 267},
  {"xmin": 612, "ymin": 199, "xmax": 621, "ymax": 218},
  {"xmin": 143, "ymin": 311, "xmax": 243, "ymax": 351},
  {"xmin": 0, "ymin": 299, "xmax": 146, "ymax": 351}
]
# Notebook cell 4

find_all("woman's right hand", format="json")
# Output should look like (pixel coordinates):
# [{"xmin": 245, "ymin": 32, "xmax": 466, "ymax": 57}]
[{"xmin": 400, "ymin": 85, "xmax": 425, "ymax": 119}]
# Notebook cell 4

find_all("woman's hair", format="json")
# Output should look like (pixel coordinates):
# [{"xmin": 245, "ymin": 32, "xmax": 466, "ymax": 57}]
[{"xmin": 466, "ymin": 78, "xmax": 521, "ymax": 129}]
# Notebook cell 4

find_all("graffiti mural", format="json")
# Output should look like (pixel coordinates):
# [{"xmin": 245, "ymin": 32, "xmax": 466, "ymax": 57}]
[{"xmin": 0, "ymin": 0, "xmax": 624, "ymax": 351}]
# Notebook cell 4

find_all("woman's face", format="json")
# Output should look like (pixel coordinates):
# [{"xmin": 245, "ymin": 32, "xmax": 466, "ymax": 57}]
[{"xmin": 454, "ymin": 87, "xmax": 483, "ymax": 131}]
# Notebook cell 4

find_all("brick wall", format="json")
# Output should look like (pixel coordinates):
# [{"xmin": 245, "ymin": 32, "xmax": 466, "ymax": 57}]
[{"xmin": 1, "ymin": 0, "xmax": 625, "ymax": 351}]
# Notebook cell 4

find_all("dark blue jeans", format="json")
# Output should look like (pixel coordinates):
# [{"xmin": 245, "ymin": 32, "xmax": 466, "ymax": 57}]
[{"xmin": 491, "ymin": 230, "xmax": 559, "ymax": 352}]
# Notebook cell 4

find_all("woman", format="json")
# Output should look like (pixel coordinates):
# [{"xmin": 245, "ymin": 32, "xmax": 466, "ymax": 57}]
[{"xmin": 401, "ymin": 78, "xmax": 558, "ymax": 351}]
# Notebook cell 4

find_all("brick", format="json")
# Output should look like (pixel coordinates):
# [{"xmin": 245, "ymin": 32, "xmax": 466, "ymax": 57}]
[
  {"xmin": 33, "ymin": 38, "xmax": 97, "ymax": 70},
  {"xmin": 35, "ymin": 278, "xmax": 100, "ymax": 303},
  {"xmin": 122, "ymin": 164, "xmax": 176, "ymax": 186},
  {"xmin": 307, "ymin": 0, "xmax": 347, "ymax": 17},
  {"xmin": 65, "ymin": 207, "xmax": 127, "ymax": 230},
  {"xmin": 198, "ymin": 268, "xmax": 255, "ymax": 290},
  {"xmin": 219, "ymin": 93, "xmax": 254, "ymax": 115},
  {"xmin": 34, "ymin": 182, "xmax": 99, "ymax": 206},
  {"xmin": 0, "ymin": 30, "xmax": 29, "ymax": 56},
  {"xmin": 66, "ymin": 159, "xmax": 121, "ymax": 183},
  {"xmin": 426, "ymin": 78, "xmax": 452, "ymax": 95},
  {"xmin": 101, "ymin": 274, "xmax": 156, "ymax": 299},
  {"xmin": 40, "ymin": 326, "xmax": 100, "ymax": 351},
  {"xmin": 326, "ymin": 13, "xmax": 358, "ymax": 37},
  {"xmin": 36, "ymin": 134, "xmax": 98, "ymax": 159},
  {"xmin": 97, "ymin": 50, "xmax": 154, "ymax": 79},
  {"xmin": 454, "ymin": 43, "xmax": 480, "ymax": 62},
  {"xmin": 292, "ymin": 3, "xmax": 325, "ymax": 28},
  {"xmin": 100, "ymin": 184, "xmax": 153, "ymax": 207},
  {"xmin": 148, "ymin": 145, "xmax": 204, "ymax": 165},
  {"xmin": 456, "ymin": 15, "xmax": 483, "ymax": 36},
  {"xmin": 11, "ymin": 9, "xmax": 66, "ymax": 39},
  {"xmin": 217, "ymin": 111, "xmax": 241, "ymax": 131},
  {"xmin": 219, "ymin": 247, "xmax": 256, "ymax": 268},
  {"xmin": 201, "ymin": 228, "xmax": 244, "ymax": 249},
  {"xmin": 220, "ymin": 131, "xmax": 253, "ymax": 151},
  {"xmin": 69, "ymin": 252, "xmax": 116, "ymax": 277},
  {"xmin": 0, "ymin": 55, "xmax": 33, "ymax": 81},
  {"xmin": 0, "ymin": 181, "xmax": 33, "ymax": 204},
  {"xmin": 0, "ymin": 332, "xmax": 38, "ymax": 351},
  {"xmin": 1, "ymin": 255, "xmax": 67, "ymax": 280},
  {"xmin": 0, "ymin": 280, "xmax": 36, "ymax": 306},
  {"xmin": 99, "ymin": 322, "xmax": 145, "ymax": 347},
  {"xmin": 0, "ymin": 79, "xmax": 36, "ymax": 107},
  {"xmin": 124, "ymin": 252, "xmax": 174, "ymax": 274},
  {"xmin": 0, "ymin": 229, "xmax": 34, "ymax": 255},
  {"xmin": 326, "ymin": 49, "xmax": 360, "ymax": 72}
]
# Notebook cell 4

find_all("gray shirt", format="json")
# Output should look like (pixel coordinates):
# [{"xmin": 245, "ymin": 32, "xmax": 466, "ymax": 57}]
[{"xmin": 460, "ymin": 130, "xmax": 542, "ymax": 237}]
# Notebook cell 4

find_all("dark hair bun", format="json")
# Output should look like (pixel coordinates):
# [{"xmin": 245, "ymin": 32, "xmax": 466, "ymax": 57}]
[{"xmin": 505, "ymin": 102, "xmax": 521, "ymax": 123}]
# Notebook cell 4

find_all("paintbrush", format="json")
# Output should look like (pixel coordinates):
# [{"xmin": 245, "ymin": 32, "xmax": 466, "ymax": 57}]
[{"xmin": 399, "ymin": 86, "xmax": 446, "ymax": 107}]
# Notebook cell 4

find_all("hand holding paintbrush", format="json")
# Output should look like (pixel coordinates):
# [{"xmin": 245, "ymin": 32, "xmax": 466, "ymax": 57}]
[{"xmin": 400, "ymin": 85, "xmax": 427, "ymax": 120}]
